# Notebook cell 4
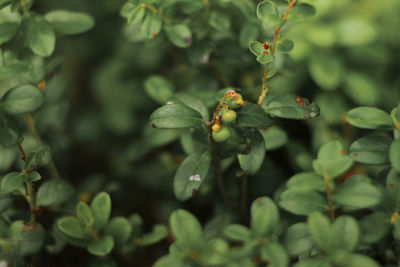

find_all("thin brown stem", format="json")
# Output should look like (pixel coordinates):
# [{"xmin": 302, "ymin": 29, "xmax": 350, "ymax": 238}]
[
  {"xmin": 23, "ymin": 114, "xmax": 61, "ymax": 179},
  {"xmin": 324, "ymin": 176, "xmax": 335, "ymax": 221},
  {"xmin": 257, "ymin": 0, "xmax": 297, "ymax": 106},
  {"xmin": 17, "ymin": 141, "xmax": 27, "ymax": 161}
]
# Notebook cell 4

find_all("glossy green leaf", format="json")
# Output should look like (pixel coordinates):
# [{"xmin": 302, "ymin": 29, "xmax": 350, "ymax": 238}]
[
  {"xmin": 36, "ymin": 179, "xmax": 74, "ymax": 206},
  {"xmin": 88, "ymin": 235, "xmax": 114, "ymax": 256},
  {"xmin": 308, "ymin": 53, "xmax": 343, "ymax": 90},
  {"xmin": 144, "ymin": 75, "xmax": 174, "ymax": 105},
  {"xmin": 57, "ymin": 216, "xmax": 90, "ymax": 239},
  {"xmin": 250, "ymin": 197, "xmax": 279, "ymax": 236},
  {"xmin": 238, "ymin": 130, "xmax": 265, "ymax": 175},
  {"xmin": 359, "ymin": 212, "xmax": 390, "ymax": 244},
  {"xmin": 77, "ymin": 201, "xmax": 94, "ymax": 227},
  {"xmin": 312, "ymin": 141, "xmax": 353, "ymax": 179},
  {"xmin": 332, "ymin": 215, "xmax": 359, "ymax": 252},
  {"xmin": 150, "ymin": 104, "xmax": 203, "ymax": 128},
  {"xmin": 170, "ymin": 209, "xmax": 203, "ymax": 249},
  {"xmin": 1, "ymin": 172, "xmax": 25, "ymax": 194},
  {"xmin": 249, "ymin": 41, "xmax": 264, "ymax": 57},
  {"xmin": 390, "ymin": 139, "xmax": 400, "ymax": 172},
  {"xmin": 45, "ymin": 10, "xmax": 95, "ymax": 34},
  {"xmin": 349, "ymin": 135, "xmax": 392, "ymax": 164},
  {"xmin": 259, "ymin": 126, "xmax": 288, "ymax": 151},
  {"xmin": 141, "ymin": 12, "xmax": 162, "ymax": 38},
  {"xmin": 276, "ymin": 39, "xmax": 294, "ymax": 53},
  {"xmin": 173, "ymin": 150, "xmax": 211, "ymax": 201},
  {"xmin": 307, "ymin": 212, "xmax": 332, "ymax": 253},
  {"xmin": 260, "ymin": 242, "xmax": 288, "ymax": 267},
  {"xmin": 223, "ymin": 224, "xmax": 253, "ymax": 241},
  {"xmin": 264, "ymin": 94, "xmax": 320, "ymax": 120},
  {"xmin": 127, "ymin": 5, "xmax": 145, "ymax": 25},
  {"xmin": 279, "ymin": 190, "xmax": 326, "ymax": 215},
  {"xmin": 91, "ymin": 192, "xmax": 112, "ymax": 231},
  {"xmin": 236, "ymin": 102, "xmax": 273, "ymax": 127},
  {"xmin": 209, "ymin": 11, "xmax": 230, "ymax": 31},
  {"xmin": 165, "ymin": 23, "xmax": 192, "ymax": 48},
  {"xmin": 105, "ymin": 216, "xmax": 132, "ymax": 244},
  {"xmin": 284, "ymin": 223, "xmax": 313, "ymax": 256},
  {"xmin": 346, "ymin": 107, "xmax": 394, "ymax": 130},
  {"xmin": 137, "ymin": 224, "xmax": 168, "ymax": 246},
  {"xmin": 257, "ymin": 0, "xmax": 282, "ymax": 28},
  {"xmin": 0, "ymin": 7, "xmax": 20, "ymax": 45},
  {"xmin": 0, "ymin": 85, "xmax": 44, "ymax": 115},
  {"xmin": 333, "ymin": 177, "xmax": 381, "ymax": 209},
  {"xmin": 170, "ymin": 92, "xmax": 209, "ymax": 121},
  {"xmin": 22, "ymin": 13, "xmax": 55, "ymax": 57},
  {"xmin": 286, "ymin": 172, "xmax": 325, "ymax": 192}
]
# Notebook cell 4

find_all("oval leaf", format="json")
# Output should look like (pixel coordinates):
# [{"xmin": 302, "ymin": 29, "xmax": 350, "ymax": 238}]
[
  {"xmin": 150, "ymin": 103, "xmax": 203, "ymax": 129},
  {"xmin": 0, "ymin": 85, "xmax": 44, "ymax": 115}
]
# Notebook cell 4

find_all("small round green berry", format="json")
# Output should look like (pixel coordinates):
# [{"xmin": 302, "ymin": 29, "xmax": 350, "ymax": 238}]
[
  {"xmin": 222, "ymin": 110, "xmax": 237, "ymax": 123},
  {"xmin": 212, "ymin": 126, "xmax": 231, "ymax": 143}
]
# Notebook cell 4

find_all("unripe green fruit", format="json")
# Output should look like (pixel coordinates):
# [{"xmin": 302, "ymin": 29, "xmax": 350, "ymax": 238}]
[
  {"xmin": 222, "ymin": 110, "xmax": 237, "ymax": 123},
  {"xmin": 212, "ymin": 126, "xmax": 231, "ymax": 142}
]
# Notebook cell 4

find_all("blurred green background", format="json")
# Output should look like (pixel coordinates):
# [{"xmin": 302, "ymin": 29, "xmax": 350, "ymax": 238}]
[{"xmin": 2, "ymin": 0, "xmax": 399, "ymax": 265}]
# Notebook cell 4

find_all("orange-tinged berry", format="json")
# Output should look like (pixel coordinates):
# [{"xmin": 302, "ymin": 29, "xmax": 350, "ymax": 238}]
[{"xmin": 212, "ymin": 124, "xmax": 220, "ymax": 132}]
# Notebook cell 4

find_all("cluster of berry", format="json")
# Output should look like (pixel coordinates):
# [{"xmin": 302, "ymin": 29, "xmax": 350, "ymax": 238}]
[{"xmin": 211, "ymin": 90, "xmax": 245, "ymax": 142}]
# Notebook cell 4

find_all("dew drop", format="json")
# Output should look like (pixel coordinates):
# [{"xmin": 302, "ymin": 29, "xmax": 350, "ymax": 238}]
[{"xmin": 309, "ymin": 112, "xmax": 316, "ymax": 118}]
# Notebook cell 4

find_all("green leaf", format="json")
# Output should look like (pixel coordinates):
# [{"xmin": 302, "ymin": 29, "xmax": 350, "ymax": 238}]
[
  {"xmin": 333, "ymin": 176, "xmax": 382, "ymax": 209},
  {"xmin": 137, "ymin": 224, "xmax": 168, "ymax": 246},
  {"xmin": 77, "ymin": 201, "xmax": 94, "ymax": 227},
  {"xmin": 286, "ymin": 172, "xmax": 325, "ymax": 192},
  {"xmin": 44, "ymin": 10, "xmax": 94, "ymax": 34},
  {"xmin": 332, "ymin": 216, "xmax": 359, "ymax": 252},
  {"xmin": 307, "ymin": 212, "xmax": 332, "ymax": 253},
  {"xmin": 250, "ymin": 197, "xmax": 279, "ymax": 237},
  {"xmin": 239, "ymin": 23, "xmax": 259, "ymax": 49},
  {"xmin": 24, "ymin": 147, "xmax": 48, "ymax": 170},
  {"xmin": 88, "ymin": 235, "xmax": 114, "ymax": 256},
  {"xmin": 154, "ymin": 254, "xmax": 185, "ymax": 267},
  {"xmin": 11, "ymin": 223, "xmax": 45, "ymax": 257},
  {"xmin": 0, "ymin": 123, "xmax": 18, "ymax": 147},
  {"xmin": 349, "ymin": 135, "xmax": 392, "ymax": 164},
  {"xmin": 332, "ymin": 252, "xmax": 380, "ymax": 267},
  {"xmin": 91, "ymin": 192, "xmax": 112, "ymax": 231},
  {"xmin": 343, "ymin": 72, "xmax": 380, "ymax": 106},
  {"xmin": 57, "ymin": 216, "xmax": 90, "ymax": 239},
  {"xmin": 223, "ymin": 224, "xmax": 253, "ymax": 241},
  {"xmin": 170, "ymin": 92, "xmax": 209, "ymax": 121},
  {"xmin": 337, "ymin": 19, "xmax": 377, "ymax": 46},
  {"xmin": 127, "ymin": 5, "xmax": 145, "ymax": 25},
  {"xmin": 0, "ymin": 62, "xmax": 29, "ymax": 80},
  {"xmin": 165, "ymin": 23, "xmax": 192, "ymax": 48},
  {"xmin": 105, "ymin": 216, "xmax": 132, "ymax": 244},
  {"xmin": 169, "ymin": 209, "xmax": 203, "ymax": 249},
  {"xmin": 200, "ymin": 238, "xmax": 230, "ymax": 266},
  {"xmin": 276, "ymin": 39, "xmax": 294, "ymax": 53},
  {"xmin": 256, "ymin": 1, "xmax": 282, "ymax": 28},
  {"xmin": 259, "ymin": 126, "xmax": 288, "ymax": 151},
  {"xmin": 141, "ymin": 12, "xmax": 162, "ymax": 38},
  {"xmin": 1, "ymin": 172, "xmax": 25, "ymax": 194},
  {"xmin": 209, "ymin": 11, "xmax": 230, "ymax": 31},
  {"xmin": 144, "ymin": 75, "xmax": 174, "ymax": 105},
  {"xmin": 260, "ymin": 242, "xmax": 288, "ymax": 267},
  {"xmin": 150, "ymin": 103, "xmax": 203, "ymax": 129},
  {"xmin": 293, "ymin": 257, "xmax": 332, "ymax": 267},
  {"xmin": 22, "ymin": 13, "xmax": 55, "ymax": 57},
  {"xmin": 238, "ymin": 130, "xmax": 265, "ymax": 175},
  {"xmin": 284, "ymin": 223, "xmax": 313, "ymax": 256},
  {"xmin": 312, "ymin": 141, "xmax": 353, "ymax": 179},
  {"xmin": 264, "ymin": 94, "xmax": 320, "ymax": 120},
  {"xmin": 249, "ymin": 41, "xmax": 263, "ymax": 57},
  {"xmin": 346, "ymin": 107, "xmax": 394, "ymax": 130},
  {"xmin": 308, "ymin": 53, "xmax": 343, "ymax": 90},
  {"xmin": 0, "ymin": 7, "xmax": 20, "ymax": 45},
  {"xmin": 279, "ymin": 190, "xmax": 326, "ymax": 215},
  {"xmin": 173, "ymin": 150, "xmax": 211, "ymax": 201},
  {"xmin": 390, "ymin": 139, "xmax": 400, "ymax": 172},
  {"xmin": 386, "ymin": 168, "xmax": 400, "ymax": 209},
  {"xmin": 359, "ymin": 212, "xmax": 390, "ymax": 244},
  {"xmin": 236, "ymin": 102, "xmax": 273, "ymax": 128},
  {"xmin": 0, "ymin": 85, "xmax": 44, "ymax": 115},
  {"xmin": 36, "ymin": 179, "xmax": 74, "ymax": 206}
]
